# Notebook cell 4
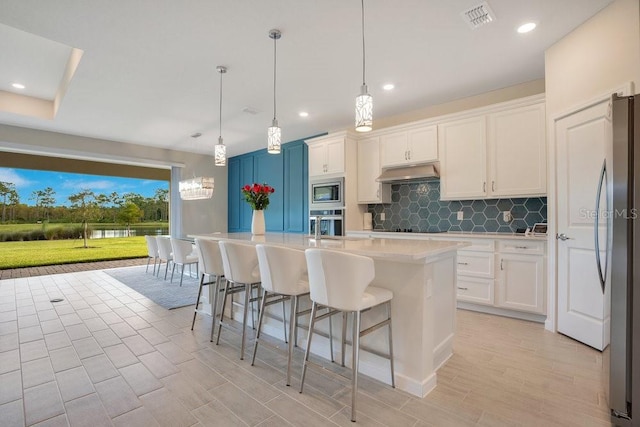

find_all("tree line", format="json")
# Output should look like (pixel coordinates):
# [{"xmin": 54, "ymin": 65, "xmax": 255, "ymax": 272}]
[{"xmin": 0, "ymin": 182, "xmax": 169, "ymax": 225}]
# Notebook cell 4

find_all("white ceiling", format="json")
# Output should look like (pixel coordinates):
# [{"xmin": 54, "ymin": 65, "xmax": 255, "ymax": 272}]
[{"xmin": 0, "ymin": 0, "xmax": 613, "ymax": 158}]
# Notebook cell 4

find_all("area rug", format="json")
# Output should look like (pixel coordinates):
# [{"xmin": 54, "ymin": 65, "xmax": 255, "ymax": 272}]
[{"xmin": 104, "ymin": 264, "xmax": 200, "ymax": 310}]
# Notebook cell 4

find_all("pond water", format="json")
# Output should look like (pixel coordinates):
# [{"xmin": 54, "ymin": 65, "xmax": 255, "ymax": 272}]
[{"xmin": 90, "ymin": 228, "xmax": 168, "ymax": 239}]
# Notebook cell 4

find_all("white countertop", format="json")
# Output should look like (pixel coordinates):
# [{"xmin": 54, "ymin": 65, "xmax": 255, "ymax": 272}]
[
  {"xmin": 189, "ymin": 232, "xmax": 466, "ymax": 261},
  {"xmin": 349, "ymin": 230, "xmax": 548, "ymax": 241}
]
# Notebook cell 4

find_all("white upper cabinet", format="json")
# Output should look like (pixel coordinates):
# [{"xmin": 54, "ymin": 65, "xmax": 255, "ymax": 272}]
[
  {"xmin": 438, "ymin": 116, "xmax": 487, "ymax": 200},
  {"xmin": 438, "ymin": 99, "xmax": 546, "ymax": 200},
  {"xmin": 380, "ymin": 125, "xmax": 438, "ymax": 168},
  {"xmin": 487, "ymin": 103, "xmax": 546, "ymax": 197},
  {"xmin": 357, "ymin": 137, "xmax": 390, "ymax": 204},
  {"xmin": 307, "ymin": 136, "xmax": 345, "ymax": 177}
]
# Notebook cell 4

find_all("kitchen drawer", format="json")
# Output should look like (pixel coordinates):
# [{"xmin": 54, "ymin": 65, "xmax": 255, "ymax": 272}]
[
  {"xmin": 497, "ymin": 240, "xmax": 545, "ymax": 255},
  {"xmin": 457, "ymin": 277, "xmax": 494, "ymax": 306},
  {"xmin": 457, "ymin": 251, "xmax": 494, "ymax": 278},
  {"xmin": 430, "ymin": 236, "xmax": 495, "ymax": 252},
  {"xmin": 457, "ymin": 238, "xmax": 495, "ymax": 252}
]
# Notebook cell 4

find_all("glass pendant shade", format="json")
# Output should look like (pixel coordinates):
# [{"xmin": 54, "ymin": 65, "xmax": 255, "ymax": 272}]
[
  {"xmin": 268, "ymin": 29, "xmax": 282, "ymax": 154},
  {"xmin": 355, "ymin": 0, "xmax": 372, "ymax": 132},
  {"xmin": 214, "ymin": 137, "xmax": 226, "ymax": 166},
  {"xmin": 355, "ymin": 84, "xmax": 373, "ymax": 132},
  {"xmin": 267, "ymin": 119, "xmax": 281, "ymax": 154},
  {"xmin": 215, "ymin": 66, "xmax": 227, "ymax": 167}
]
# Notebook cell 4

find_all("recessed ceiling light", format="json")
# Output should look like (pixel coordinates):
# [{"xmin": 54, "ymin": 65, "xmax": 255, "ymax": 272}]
[
  {"xmin": 299, "ymin": 111, "xmax": 309, "ymax": 118},
  {"xmin": 383, "ymin": 84, "xmax": 395, "ymax": 91},
  {"xmin": 12, "ymin": 83, "xmax": 25, "ymax": 89},
  {"xmin": 517, "ymin": 22, "xmax": 537, "ymax": 33}
]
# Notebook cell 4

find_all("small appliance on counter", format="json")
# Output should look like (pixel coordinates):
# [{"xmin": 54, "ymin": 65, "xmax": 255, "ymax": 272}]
[{"xmin": 363, "ymin": 212, "xmax": 372, "ymax": 230}]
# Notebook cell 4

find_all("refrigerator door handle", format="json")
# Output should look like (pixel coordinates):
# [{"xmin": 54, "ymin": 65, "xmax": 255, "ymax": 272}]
[{"xmin": 594, "ymin": 159, "xmax": 607, "ymax": 293}]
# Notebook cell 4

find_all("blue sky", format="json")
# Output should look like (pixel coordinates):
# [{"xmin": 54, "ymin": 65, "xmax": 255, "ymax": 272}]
[{"xmin": 0, "ymin": 167, "xmax": 168, "ymax": 206}]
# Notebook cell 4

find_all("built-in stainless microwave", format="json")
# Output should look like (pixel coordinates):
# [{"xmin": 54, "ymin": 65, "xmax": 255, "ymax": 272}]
[{"xmin": 310, "ymin": 177, "xmax": 344, "ymax": 209}]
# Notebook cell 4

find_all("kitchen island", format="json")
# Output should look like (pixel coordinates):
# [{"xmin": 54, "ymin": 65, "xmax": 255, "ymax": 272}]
[{"xmin": 190, "ymin": 232, "xmax": 466, "ymax": 397}]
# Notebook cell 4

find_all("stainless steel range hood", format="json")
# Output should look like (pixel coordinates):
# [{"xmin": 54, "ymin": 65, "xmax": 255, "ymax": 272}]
[{"xmin": 376, "ymin": 163, "xmax": 439, "ymax": 183}]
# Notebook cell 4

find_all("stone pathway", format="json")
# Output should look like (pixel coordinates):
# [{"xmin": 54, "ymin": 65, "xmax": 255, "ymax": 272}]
[{"xmin": 0, "ymin": 257, "xmax": 148, "ymax": 280}]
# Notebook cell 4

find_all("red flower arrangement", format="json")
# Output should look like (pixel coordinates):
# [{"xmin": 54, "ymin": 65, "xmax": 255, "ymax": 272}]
[{"xmin": 242, "ymin": 183, "xmax": 275, "ymax": 210}]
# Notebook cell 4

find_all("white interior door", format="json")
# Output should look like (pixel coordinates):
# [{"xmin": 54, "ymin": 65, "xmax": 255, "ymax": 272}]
[{"xmin": 555, "ymin": 100, "xmax": 611, "ymax": 351}]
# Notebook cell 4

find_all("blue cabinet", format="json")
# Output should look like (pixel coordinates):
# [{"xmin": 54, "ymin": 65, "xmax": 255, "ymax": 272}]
[
  {"xmin": 284, "ymin": 141, "xmax": 308, "ymax": 233},
  {"xmin": 228, "ymin": 139, "xmax": 309, "ymax": 233}
]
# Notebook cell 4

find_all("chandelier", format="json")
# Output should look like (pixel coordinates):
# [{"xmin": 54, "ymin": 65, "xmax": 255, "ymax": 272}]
[{"xmin": 179, "ymin": 177, "xmax": 214, "ymax": 200}]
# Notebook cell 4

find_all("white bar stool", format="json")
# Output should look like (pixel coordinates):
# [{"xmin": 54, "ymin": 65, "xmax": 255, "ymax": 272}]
[
  {"xmin": 301, "ymin": 248, "xmax": 395, "ymax": 423},
  {"xmin": 170, "ymin": 238, "xmax": 199, "ymax": 286},
  {"xmin": 217, "ymin": 240, "xmax": 261, "ymax": 360},
  {"xmin": 252, "ymin": 244, "xmax": 310, "ymax": 386},
  {"xmin": 155, "ymin": 236, "xmax": 173, "ymax": 280},
  {"xmin": 191, "ymin": 238, "xmax": 226, "ymax": 341},
  {"xmin": 144, "ymin": 235, "xmax": 159, "ymax": 274}
]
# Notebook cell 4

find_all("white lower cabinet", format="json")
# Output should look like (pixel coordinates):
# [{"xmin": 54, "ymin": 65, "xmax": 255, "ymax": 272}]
[
  {"xmin": 455, "ymin": 238, "xmax": 546, "ymax": 316},
  {"xmin": 457, "ymin": 276, "xmax": 494, "ymax": 306},
  {"xmin": 495, "ymin": 241, "xmax": 546, "ymax": 314},
  {"xmin": 346, "ymin": 231, "xmax": 547, "ymax": 319}
]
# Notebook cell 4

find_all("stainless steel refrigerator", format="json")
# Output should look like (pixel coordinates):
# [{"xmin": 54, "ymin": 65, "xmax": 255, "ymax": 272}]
[{"xmin": 607, "ymin": 94, "xmax": 640, "ymax": 426}]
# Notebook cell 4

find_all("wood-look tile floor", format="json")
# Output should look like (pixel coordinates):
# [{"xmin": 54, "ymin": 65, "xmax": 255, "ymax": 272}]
[{"xmin": 0, "ymin": 270, "xmax": 612, "ymax": 426}]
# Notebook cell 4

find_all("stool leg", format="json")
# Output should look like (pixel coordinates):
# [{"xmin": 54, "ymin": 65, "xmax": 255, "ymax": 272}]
[
  {"xmin": 250, "ymin": 285, "xmax": 256, "ymax": 330},
  {"xmin": 146, "ymin": 257, "xmax": 151, "ymax": 273},
  {"xmin": 171, "ymin": 262, "xmax": 176, "ymax": 282},
  {"xmin": 251, "ymin": 289, "xmax": 269, "ymax": 366},
  {"xmin": 387, "ymin": 301, "xmax": 395, "ymax": 388},
  {"xmin": 240, "ymin": 283, "xmax": 251, "ymax": 360},
  {"xmin": 282, "ymin": 297, "xmax": 288, "ymax": 344},
  {"xmin": 341, "ymin": 311, "xmax": 347, "ymax": 367},
  {"xmin": 210, "ymin": 276, "xmax": 222, "ymax": 342},
  {"xmin": 191, "ymin": 273, "xmax": 205, "ymax": 330},
  {"xmin": 329, "ymin": 310, "xmax": 334, "ymax": 363},
  {"xmin": 286, "ymin": 295, "xmax": 298, "ymax": 386},
  {"xmin": 179, "ymin": 265, "xmax": 185, "ymax": 287},
  {"xmin": 351, "ymin": 311, "xmax": 361, "ymax": 422},
  {"xmin": 300, "ymin": 302, "xmax": 318, "ymax": 393},
  {"xmin": 216, "ymin": 279, "xmax": 231, "ymax": 344}
]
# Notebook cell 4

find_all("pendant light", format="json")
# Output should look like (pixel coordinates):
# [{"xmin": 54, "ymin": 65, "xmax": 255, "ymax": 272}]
[
  {"xmin": 355, "ymin": 0, "xmax": 372, "ymax": 132},
  {"xmin": 267, "ymin": 29, "xmax": 282, "ymax": 154},
  {"xmin": 214, "ymin": 66, "xmax": 227, "ymax": 166}
]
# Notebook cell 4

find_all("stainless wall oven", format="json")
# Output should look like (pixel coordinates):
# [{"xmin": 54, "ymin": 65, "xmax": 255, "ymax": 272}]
[
  {"xmin": 310, "ymin": 177, "xmax": 344, "ymax": 210},
  {"xmin": 309, "ymin": 209, "xmax": 344, "ymax": 237}
]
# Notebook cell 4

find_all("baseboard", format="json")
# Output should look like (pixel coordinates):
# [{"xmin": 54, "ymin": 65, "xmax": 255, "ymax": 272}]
[
  {"xmin": 433, "ymin": 333, "xmax": 454, "ymax": 371},
  {"xmin": 457, "ymin": 302, "xmax": 546, "ymax": 323}
]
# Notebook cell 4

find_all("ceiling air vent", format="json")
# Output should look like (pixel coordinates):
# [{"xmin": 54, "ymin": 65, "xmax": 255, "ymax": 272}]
[{"xmin": 461, "ymin": 1, "xmax": 496, "ymax": 29}]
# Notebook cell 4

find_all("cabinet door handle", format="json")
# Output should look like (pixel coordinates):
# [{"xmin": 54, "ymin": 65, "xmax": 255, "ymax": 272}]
[
  {"xmin": 515, "ymin": 246, "xmax": 529, "ymax": 249},
  {"xmin": 457, "ymin": 287, "xmax": 469, "ymax": 291},
  {"xmin": 404, "ymin": 151, "xmax": 408, "ymax": 160},
  {"xmin": 457, "ymin": 262, "xmax": 469, "ymax": 266},
  {"xmin": 492, "ymin": 181, "xmax": 495, "ymax": 192},
  {"xmin": 500, "ymin": 259, "xmax": 504, "ymax": 270},
  {"xmin": 408, "ymin": 150, "xmax": 411, "ymax": 160},
  {"xmin": 483, "ymin": 182, "xmax": 486, "ymax": 192},
  {"xmin": 376, "ymin": 188, "xmax": 380, "ymax": 198}
]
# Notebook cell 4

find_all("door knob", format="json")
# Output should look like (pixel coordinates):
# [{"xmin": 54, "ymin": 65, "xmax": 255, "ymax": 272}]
[{"xmin": 556, "ymin": 233, "xmax": 571, "ymax": 241}]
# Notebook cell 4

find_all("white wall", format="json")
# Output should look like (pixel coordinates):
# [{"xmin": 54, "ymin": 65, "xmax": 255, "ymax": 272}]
[
  {"xmin": 0, "ymin": 123, "xmax": 228, "ymax": 237},
  {"xmin": 544, "ymin": 0, "xmax": 640, "ymax": 332},
  {"xmin": 545, "ymin": 0, "xmax": 640, "ymax": 118}
]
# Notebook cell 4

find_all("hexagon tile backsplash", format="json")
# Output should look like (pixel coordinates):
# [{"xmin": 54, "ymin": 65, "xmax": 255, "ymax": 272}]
[{"xmin": 367, "ymin": 181, "xmax": 547, "ymax": 233}]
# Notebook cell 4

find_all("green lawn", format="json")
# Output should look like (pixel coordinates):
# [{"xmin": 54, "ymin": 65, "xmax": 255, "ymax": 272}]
[{"xmin": 0, "ymin": 237, "xmax": 148, "ymax": 269}]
